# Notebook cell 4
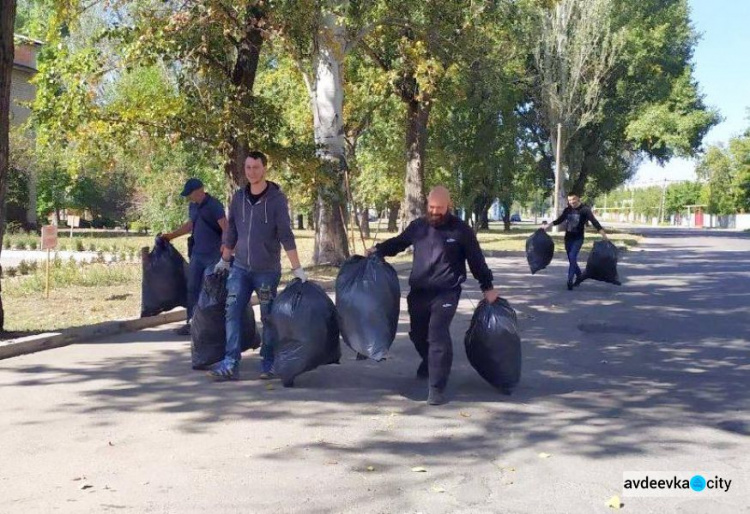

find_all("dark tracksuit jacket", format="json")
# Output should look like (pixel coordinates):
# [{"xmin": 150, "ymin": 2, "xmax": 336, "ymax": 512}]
[
  {"xmin": 552, "ymin": 204, "xmax": 603, "ymax": 282},
  {"xmin": 376, "ymin": 214, "xmax": 494, "ymax": 390}
]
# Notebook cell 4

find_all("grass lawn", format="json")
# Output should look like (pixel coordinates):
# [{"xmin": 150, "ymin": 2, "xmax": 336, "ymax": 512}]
[{"xmin": 1, "ymin": 222, "xmax": 639, "ymax": 335}]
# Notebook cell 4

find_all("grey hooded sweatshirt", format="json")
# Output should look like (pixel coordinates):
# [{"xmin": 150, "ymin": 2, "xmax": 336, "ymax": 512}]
[{"xmin": 223, "ymin": 181, "xmax": 296, "ymax": 272}]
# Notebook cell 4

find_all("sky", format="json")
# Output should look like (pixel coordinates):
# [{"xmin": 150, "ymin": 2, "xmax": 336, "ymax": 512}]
[{"xmin": 632, "ymin": 0, "xmax": 750, "ymax": 186}]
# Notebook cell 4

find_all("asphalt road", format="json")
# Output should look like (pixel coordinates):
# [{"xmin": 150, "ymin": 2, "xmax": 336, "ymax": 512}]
[{"xmin": 0, "ymin": 229, "xmax": 748, "ymax": 513}]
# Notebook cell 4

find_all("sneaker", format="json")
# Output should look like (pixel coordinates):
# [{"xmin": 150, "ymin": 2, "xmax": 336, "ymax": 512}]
[
  {"xmin": 416, "ymin": 360, "xmax": 428, "ymax": 379},
  {"xmin": 573, "ymin": 274, "xmax": 584, "ymax": 287},
  {"xmin": 567, "ymin": 281, "xmax": 574, "ymax": 291},
  {"xmin": 427, "ymin": 386, "xmax": 447, "ymax": 406},
  {"xmin": 355, "ymin": 353, "xmax": 368, "ymax": 361},
  {"xmin": 174, "ymin": 324, "xmax": 191, "ymax": 336},
  {"xmin": 207, "ymin": 363, "xmax": 239, "ymax": 382},
  {"xmin": 259, "ymin": 371, "xmax": 276, "ymax": 380}
]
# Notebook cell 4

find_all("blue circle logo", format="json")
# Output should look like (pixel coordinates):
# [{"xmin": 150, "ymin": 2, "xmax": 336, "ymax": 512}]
[{"xmin": 690, "ymin": 475, "xmax": 706, "ymax": 492}]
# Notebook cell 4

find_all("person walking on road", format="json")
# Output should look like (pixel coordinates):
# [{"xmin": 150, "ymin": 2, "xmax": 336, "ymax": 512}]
[
  {"xmin": 159, "ymin": 178, "xmax": 227, "ymax": 336},
  {"xmin": 546, "ymin": 193, "xmax": 608, "ymax": 290},
  {"xmin": 368, "ymin": 186, "xmax": 498, "ymax": 406},
  {"xmin": 209, "ymin": 151, "xmax": 307, "ymax": 381}
]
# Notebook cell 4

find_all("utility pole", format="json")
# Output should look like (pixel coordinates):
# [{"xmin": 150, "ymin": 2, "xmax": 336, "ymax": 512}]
[
  {"xmin": 659, "ymin": 178, "xmax": 667, "ymax": 224},
  {"xmin": 553, "ymin": 123, "xmax": 562, "ymax": 232}
]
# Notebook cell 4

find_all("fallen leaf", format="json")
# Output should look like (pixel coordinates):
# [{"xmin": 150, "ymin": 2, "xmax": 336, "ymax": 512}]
[
  {"xmin": 72, "ymin": 477, "xmax": 85, "ymax": 482},
  {"xmin": 431, "ymin": 485, "xmax": 446, "ymax": 493},
  {"xmin": 606, "ymin": 495, "xmax": 622, "ymax": 510},
  {"xmin": 411, "ymin": 467, "xmax": 427, "ymax": 473},
  {"xmin": 459, "ymin": 412, "xmax": 471, "ymax": 418},
  {"xmin": 79, "ymin": 484, "xmax": 93, "ymax": 490},
  {"xmin": 366, "ymin": 466, "xmax": 375, "ymax": 472},
  {"xmin": 507, "ymin": 467, "xmax": 516, "ymax": 472},
  {"xmin": 265, "ymin": 384, "xmax": 274, "ymax": 391},
  {"xmin": 326, "ymin": 460, "xmax": 338, "ymax": 465},
  {"xmin": 538, "ymin": 452, "xmax": 552, "ymax": 459},
  {"xmin": 108, "ymin": 441, "xmax": 114, "ymax": 447}
]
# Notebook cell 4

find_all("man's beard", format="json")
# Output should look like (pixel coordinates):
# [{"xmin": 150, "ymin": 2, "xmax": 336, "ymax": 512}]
[{"xmin": 427, "ymin": 212, "xmax": 448, "ymax": 227}]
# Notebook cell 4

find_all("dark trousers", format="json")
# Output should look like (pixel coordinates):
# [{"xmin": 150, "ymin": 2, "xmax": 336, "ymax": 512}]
[
  {"xmin": 187, "ymin": 252, "xmax": 220, "ymax": 322},
  {"xmin": 407, "ymin": 288, "xmax": 461, "ymax": 391},
  {"xmin": 564, "ymin": 237, "xmax": 584, "ymax": 284}
]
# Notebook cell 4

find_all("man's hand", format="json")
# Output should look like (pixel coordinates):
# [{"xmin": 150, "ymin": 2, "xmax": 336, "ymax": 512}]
[
  {"xmin": 542, "ymin": 223, "xmax": 551, "ymax": 232},
  {"xmin": 483, "ymin": 288, "xmax": 499, "ymax": 304},
  {"xmin": 600, "ymin": 230, "xmax": 609, "ymax": 241},
  {"xmin": 293, "ymin": 267, "xmax": 308, "ymax": 283},
  {"xmin": 366, "ymin": 247, "xmax": 378, "ymax": 256},
  {"xmin": 214, "ymin": 258, "xmax": 231, "ymax": 273}
]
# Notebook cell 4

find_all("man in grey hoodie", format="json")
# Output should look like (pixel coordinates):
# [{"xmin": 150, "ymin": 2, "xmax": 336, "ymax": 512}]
[{"xmin": 208, "ymin": 151, "xmax": 307, "ymax": 381}]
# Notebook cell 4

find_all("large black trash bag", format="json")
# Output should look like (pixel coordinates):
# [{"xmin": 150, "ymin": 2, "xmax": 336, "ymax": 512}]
[
  {"xmin": 464, "ymin": 297, "xmax": 522, "ymax": 394},
  {"xmin": 581, "ymin": 240, "xmax": 621, "ymax": 285},
  {"xmin": 270, "ymin": 279, "xmax": 341, "ymax": 387},
  {"xmin": 335, "ymin": 254, "xmax": 400, "ymax": 361},
  {"xmin": 191, "ymin": 269, "xmax": 258, "ymax": 370},
  {"xmin": 525, "ymin": 228, "xmax": 554, "ymax": 274},
  {"xmin": 141, "ymin": 239, "xmax": 188, "ymax": 317}
]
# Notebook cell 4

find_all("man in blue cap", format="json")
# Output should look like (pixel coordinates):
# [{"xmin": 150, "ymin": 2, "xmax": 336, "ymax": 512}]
[{"xmin": 160, "ymin": 178, "xmax": 227, "ymax": 336}]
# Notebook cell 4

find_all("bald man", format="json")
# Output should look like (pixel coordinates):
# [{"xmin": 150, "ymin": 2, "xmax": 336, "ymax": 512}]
[{"xmin": 368, "ymin": 186, "xmax": 498, "ymax": 405}]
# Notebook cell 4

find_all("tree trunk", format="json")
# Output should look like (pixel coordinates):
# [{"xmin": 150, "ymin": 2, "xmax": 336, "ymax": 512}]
[
  {"xmin": 223, "ymin": 6, "xmax": 265, "ymax": 188},
  {"xmin": 358, "ymin": 204, "xmax": 370, "ymax": 239},
  {"xmin": 0, "ymin": 0, "xmax": 16, "ymax": 331},
  {"xmin": 501, "ymin": 201, "xmax": 512, "ymax": 232},
  {"xmin": 307, "ymin": 210, "xmax": 315, "ymax": 232},
  {"xmin": 308, "ymin": 9, "xmax": 350, "ymax": 265},
  {"xmin": 387, "ymin": 201, "xmax": 399, "ymax": 232},
  {"xmin": 297, "ymin": 214, "xmax": 304, "ymax": 230},
  {"xmin": 403, "ymin": 98, "xmax": 431, "ymax": 226},
  {"xmin": 26, "ymin": 169, "xmax": 37, "ymax": 229}
]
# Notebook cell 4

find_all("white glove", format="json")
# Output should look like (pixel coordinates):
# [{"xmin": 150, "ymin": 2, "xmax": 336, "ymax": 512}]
[
  {"xmin": 214, "ymin": 258, "xmax": 231, "ymax": 273},
  {"xmin": 293, "ymin": 267, "xmax": 308, "ymax": 283}
]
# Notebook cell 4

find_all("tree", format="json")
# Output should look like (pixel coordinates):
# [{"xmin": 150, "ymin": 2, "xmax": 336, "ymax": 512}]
[
  {"xmin": 1, "ymin": 0, "xmax": 18, "ymax": 331},
  {"xmin": 532, "ymin": 0, "xmax": 625, "ymax": 214},
  {"xmin": 697, "ymin": 127, "xmax": 750, "ymax": 215},
  {"xmin": 362, "ymin": 0, "xmax": 505, "ymax": 227},
  {"xmin": 664, "ymin": 181, "xmax": 703, "ymax": 217}
]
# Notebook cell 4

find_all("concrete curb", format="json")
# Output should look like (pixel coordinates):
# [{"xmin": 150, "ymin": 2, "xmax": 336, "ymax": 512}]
[{"xmin": 0, "ymin": 262, "xmax": 412, "ymax": 361}]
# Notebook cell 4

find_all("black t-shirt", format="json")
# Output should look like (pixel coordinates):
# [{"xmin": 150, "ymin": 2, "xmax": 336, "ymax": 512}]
[
  {"xmin": 552, "ymin": 204, "xmax": 603, "ymax": 239},
  {"xmin": 246, "ymin": 183, "xmax": 269, "ymax": 205}
]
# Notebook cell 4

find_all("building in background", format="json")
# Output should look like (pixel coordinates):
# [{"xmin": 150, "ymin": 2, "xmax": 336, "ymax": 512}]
[{"xmin": 9, "ymin": 35, "xmax": 43, "ymax": 229}]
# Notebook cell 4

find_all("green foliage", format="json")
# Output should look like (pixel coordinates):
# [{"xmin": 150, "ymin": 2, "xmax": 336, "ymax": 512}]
[{"xmin": 697, "ymin": 128, "xmax": 750, "ymax": 215}]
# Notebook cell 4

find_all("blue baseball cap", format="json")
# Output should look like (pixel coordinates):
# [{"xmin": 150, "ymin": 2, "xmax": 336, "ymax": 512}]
[{"xmin": 180, "ymin": 178, "xmax": 204, "ymax": 197}]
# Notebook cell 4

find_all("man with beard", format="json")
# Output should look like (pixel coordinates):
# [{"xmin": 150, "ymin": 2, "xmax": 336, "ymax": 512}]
[{"xmin": 368, "ymin": 186, "xmax": 498, "ymax": 405}]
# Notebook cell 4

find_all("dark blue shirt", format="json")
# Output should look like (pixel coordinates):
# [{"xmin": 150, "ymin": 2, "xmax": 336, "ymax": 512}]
[{"xmin": 189, "ymin": 194, "xmax": 225, "ymax": 257}]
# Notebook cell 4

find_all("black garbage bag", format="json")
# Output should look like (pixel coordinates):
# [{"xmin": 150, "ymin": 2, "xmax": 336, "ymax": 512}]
[
  {"xmin": 141, "ymin": 239, "xmax": 188, "ymax": 317},
  {"xmin": 270, "ymin": 279, "xmax": 341, "ymax": 387},
  {"xmin": 190, "ymin": 269, "xmax": 259, "ymax": 370},
  {"xmin": 581, "ymin": 240, "xmax": 621, "ymax": 285},
  {"xmin": 335, "ymin": 254, "xmax": 400, "ymax": 361},
  {"xmin": 464, "ymin": 297, "xmax": 522, "ymax": 394},
  {"xmin": 525, "ymin": 228, "xmax": 554, "ymax": 274}
]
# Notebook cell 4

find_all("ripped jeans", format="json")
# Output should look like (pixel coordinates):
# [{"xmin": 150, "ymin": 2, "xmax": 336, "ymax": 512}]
[{"xmin": 223, "ymin": 266, "xmax": 281, "ymax": 372}]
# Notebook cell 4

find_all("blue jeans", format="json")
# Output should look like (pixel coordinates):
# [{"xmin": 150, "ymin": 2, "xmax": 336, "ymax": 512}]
[
  {"xmin": 187, "ymin": 253, "xmax": 220, "ymax": 321},
  {"xmin": 223, "ymin": 266, "xmax": 281, "ymax": 371},
  {"xmin": 565, "ymin": 237, "xmax": 584, "ymax": 284}
]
